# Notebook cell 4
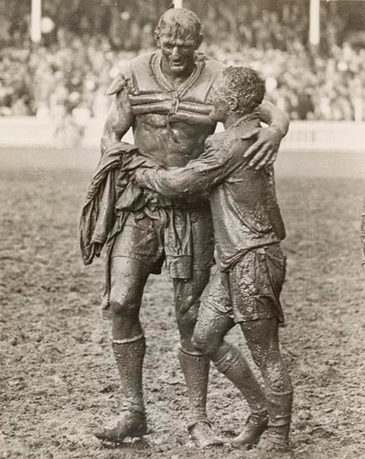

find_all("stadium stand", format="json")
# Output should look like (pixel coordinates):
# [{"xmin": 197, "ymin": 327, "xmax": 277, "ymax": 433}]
[{"xmin": 0, "ymin": 0, "xmax": 365, "ymax": 147}]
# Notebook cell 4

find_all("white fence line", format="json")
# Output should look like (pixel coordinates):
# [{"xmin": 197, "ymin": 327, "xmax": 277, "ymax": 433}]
[
  {"xmin": 281, "ymin": 121, "xmax": 365, "ymax": 152},
  {"xmin": 0, "ymin": 117, "xmax": 364, "ymax": 152},
  {"xmin": 0, "ymin": 117, "xmax": 54, "ymax": 147}
]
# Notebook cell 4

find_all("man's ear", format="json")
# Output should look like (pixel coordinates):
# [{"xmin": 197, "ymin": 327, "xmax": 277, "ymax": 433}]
[{"xmin": 227, "ymin": 95, "xmax": 239, "ymax": 112}]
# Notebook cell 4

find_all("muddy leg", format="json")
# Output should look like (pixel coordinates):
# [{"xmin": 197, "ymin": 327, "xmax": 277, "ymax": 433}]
[
  {"xmin": 94, "ymin": 257, "xmax": 150, "ymax": 443},
  {"xmin": 193, "ymin": 305, "xmax": 268, "ymax": 448},
  {"xmin": 174, "ymin": 269, "xmax": 223, "ymax": 447},
  {"xmin": 240, "ymin": 318, "xmax": 293, "ymax": 453}
]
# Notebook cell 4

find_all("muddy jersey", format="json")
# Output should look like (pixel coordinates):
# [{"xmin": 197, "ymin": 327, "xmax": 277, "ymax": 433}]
[
  {"xmin": 107, "ymin": 51, "xmax": 224, "ymax": 169},
  {"xmin": 138, "ymin": 113, "xmax": 286, "ymax": 271}
]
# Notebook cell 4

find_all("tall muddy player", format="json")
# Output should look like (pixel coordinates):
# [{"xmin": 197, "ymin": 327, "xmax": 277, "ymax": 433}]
[{"xmin": 92, "ymin": 8, "xmax": 289, "ymax": 447}]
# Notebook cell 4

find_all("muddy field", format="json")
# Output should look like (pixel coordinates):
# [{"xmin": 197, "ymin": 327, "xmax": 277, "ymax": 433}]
[{"xmin": 1, "ymin": 149, "xmax": 365, "ymax": 459}]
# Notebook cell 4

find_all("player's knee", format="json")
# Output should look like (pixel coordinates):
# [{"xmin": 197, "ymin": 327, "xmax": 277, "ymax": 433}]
[
  {"xmin": 109, "ymin": 289, "xmax": 139, "ymax": 318},
  {"xmin": 192, "ymin": 328, "xmax": 214, "ymax": 357}
]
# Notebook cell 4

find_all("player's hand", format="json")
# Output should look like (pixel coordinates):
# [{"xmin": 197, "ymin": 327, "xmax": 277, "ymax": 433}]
[
  {"xmin": 90, "ymin": 242, "xmax": 103, "ymax": 260},
  {"xmin": 84, "ymin": 242, "xmax": 103, "ymax": 265},
  {"xmin": 241, "ymin": 126, "xmax": 283, "ymax": 170},
  {"xmin": 133, "ymin": 168, "xmax": 159, "ymax": 189}
]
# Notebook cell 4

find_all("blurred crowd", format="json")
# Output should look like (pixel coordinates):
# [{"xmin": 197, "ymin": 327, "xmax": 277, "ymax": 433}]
[
  {"xmin": 1, "ymin": 1, "xmax": 365, "ymax": 123},
  {"xmin": 211, "ymin": 43, "xmax": 365, "ymax": 122},
  {"xmin": 0, "ymin": 33, "xmax": 136, "ymax": 145}
]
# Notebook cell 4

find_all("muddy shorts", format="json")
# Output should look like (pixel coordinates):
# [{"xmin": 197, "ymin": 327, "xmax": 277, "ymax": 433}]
[
  {"xmin": 200, "ymin": 244, "xmax": 286, "ymax": 323},
  {"xmin": 110, "ymin": 207, "xmax": 215, "ymax": 279}
]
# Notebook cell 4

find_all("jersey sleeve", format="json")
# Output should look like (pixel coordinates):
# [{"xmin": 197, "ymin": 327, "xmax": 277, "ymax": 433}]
[{"xmin": 106, "ymin": 63, "xmax": 132, "ymax": 96}]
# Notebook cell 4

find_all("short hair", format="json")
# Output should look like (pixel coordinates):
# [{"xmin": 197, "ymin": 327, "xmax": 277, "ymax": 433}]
[
  {"xmin": 223, "ymin": 66, "xmax": 265, "ymax": 115},
  {"xmin": 154, "ymin": 8, "xmax": 202, "ymax": 42}
]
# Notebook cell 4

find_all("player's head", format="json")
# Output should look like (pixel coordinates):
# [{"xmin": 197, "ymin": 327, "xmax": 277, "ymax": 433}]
[
  {"xmin": 210, "ymin": 66, "xmax": 265, "ymax": 122},
  {"xmin": 155, "ymin": 8, "xmax": 203, "ymax": 76},
  {"xmin": 155, "ymin": 8, "xmax": 202, "ymax": 44}
]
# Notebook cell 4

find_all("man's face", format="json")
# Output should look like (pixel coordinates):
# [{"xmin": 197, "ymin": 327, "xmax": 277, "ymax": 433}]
[
  {"xmin": 159, "ymin": 33, "xmax": 198, "ymax": 76},
  {"xmin": 210, "ymin": 84, "xmax": 230, "ymax": 122}
]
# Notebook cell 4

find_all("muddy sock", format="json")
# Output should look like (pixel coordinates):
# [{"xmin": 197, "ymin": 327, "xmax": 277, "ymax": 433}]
[
  {"xmin": 178, "ymin": 347, "xmax": 209, "ymax": 427},
  {"xmin": 214, "ymin": 345, "xmax": 267, "ymax": 415},
  {"xmin": 112, "ymin": 334, "xmax": 146, "ymax": 414}
]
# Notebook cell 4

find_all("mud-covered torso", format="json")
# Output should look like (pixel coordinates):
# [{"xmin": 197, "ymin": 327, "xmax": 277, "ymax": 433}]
[
  {"xmin": 133, "ymin": 116, "xmax": 214, "ymax": 167},
  {"xmin": 119, "ymin": 51, "xmax": 224, "ymax": 166}
]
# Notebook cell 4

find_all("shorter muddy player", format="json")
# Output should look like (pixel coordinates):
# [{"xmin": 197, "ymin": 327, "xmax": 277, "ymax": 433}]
[{"xmin": 133, "ymin": 66, "xmax": 293, "ymax": 457}]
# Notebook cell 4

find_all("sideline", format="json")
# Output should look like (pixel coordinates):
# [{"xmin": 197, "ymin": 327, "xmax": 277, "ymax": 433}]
[{"xmin": 1, "ymin": 118, "xmax": 365, "ymax": 153}]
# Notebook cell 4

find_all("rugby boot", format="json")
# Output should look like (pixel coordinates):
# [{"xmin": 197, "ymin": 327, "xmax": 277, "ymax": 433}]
[
  {"xmin": 255, "ymin": 388, "xmax": 293, "ymax": 458},
  {"xmin": 179, "ymin": 347, "xmax": 224, "ymax": 448},
  {"xmin": 94, "ymin": 409, "xmax": 148, "ymax": 443},
  {"xmin": 188, "ymin": 420, "xmax": 224, "ymax": 448},
  {"xmin": 231, "ymin": 412, "xmax": 269, "ymax": 448}
]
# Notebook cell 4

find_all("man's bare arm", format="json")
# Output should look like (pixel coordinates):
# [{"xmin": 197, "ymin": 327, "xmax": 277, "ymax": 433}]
[
  {"xmin": 242, "ymin": 100, "xmax": 290, "ymax": 170},
  {"xmin": 90, "ymin": 89, "xmax": 134, "ymax": 260},
  {"xmin": 100, "ymin": 89, "xmax": 134, "ymax": 154},
  {"xmin": 259, "ymin": 99, "xmax": 290, "ymax": 136},
  {"xmin": 135, "ymin": 143, "xmax": 235, "ymax": 199}
]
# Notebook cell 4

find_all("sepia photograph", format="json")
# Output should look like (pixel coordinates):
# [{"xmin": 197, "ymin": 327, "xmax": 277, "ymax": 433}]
[{"xmin": 1, "ymin": 1, "xmax": 365, "ymax": 458}]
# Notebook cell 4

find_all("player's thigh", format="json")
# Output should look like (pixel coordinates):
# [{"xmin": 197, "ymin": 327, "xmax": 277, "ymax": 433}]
[
  {"xmin": 111, "ymin": 212, "xmax": 164, "ymax": 272},
  {"xmin": 109, "ymin": 222, "xmax": 155, "ymax": 316},
  {"xmin": 172, "ymin": 210, "xmax": 214, "ymax": 314},
  {"xmin": 190, "ymin": 209, "xmax": 215, "ymax": 273},
  {"xmin": 110, "ymin": 256, "xmax": 150, "ymax": 309},
  {"xmin": 173, "ymin": 268, "xmax": 211, "ymax": 318}
]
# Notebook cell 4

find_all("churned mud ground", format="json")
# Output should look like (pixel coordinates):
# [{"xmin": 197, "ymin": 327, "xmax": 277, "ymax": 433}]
[{"xmin": 1, "ymin": 149, "xmax": 365, "ymax": 459}]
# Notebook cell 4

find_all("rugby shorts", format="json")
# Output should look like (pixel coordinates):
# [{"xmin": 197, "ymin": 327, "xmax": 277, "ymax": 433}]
[
  {"xmin": 110, "ymin": 208, "xmax": 215, "ymax": 278},
  {"xmin": 200, "ymin": 244, "xmax": 286, "ymax": 323}
]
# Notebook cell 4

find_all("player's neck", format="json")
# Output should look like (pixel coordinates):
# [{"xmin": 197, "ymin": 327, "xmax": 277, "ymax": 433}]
[
  {"xmin": 223, "ymin": 111, "xmax": 257, "ymax": 129},
  {"xmin": 223, "ymin": 112, "xmax": 244, "ymax": 129}
]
